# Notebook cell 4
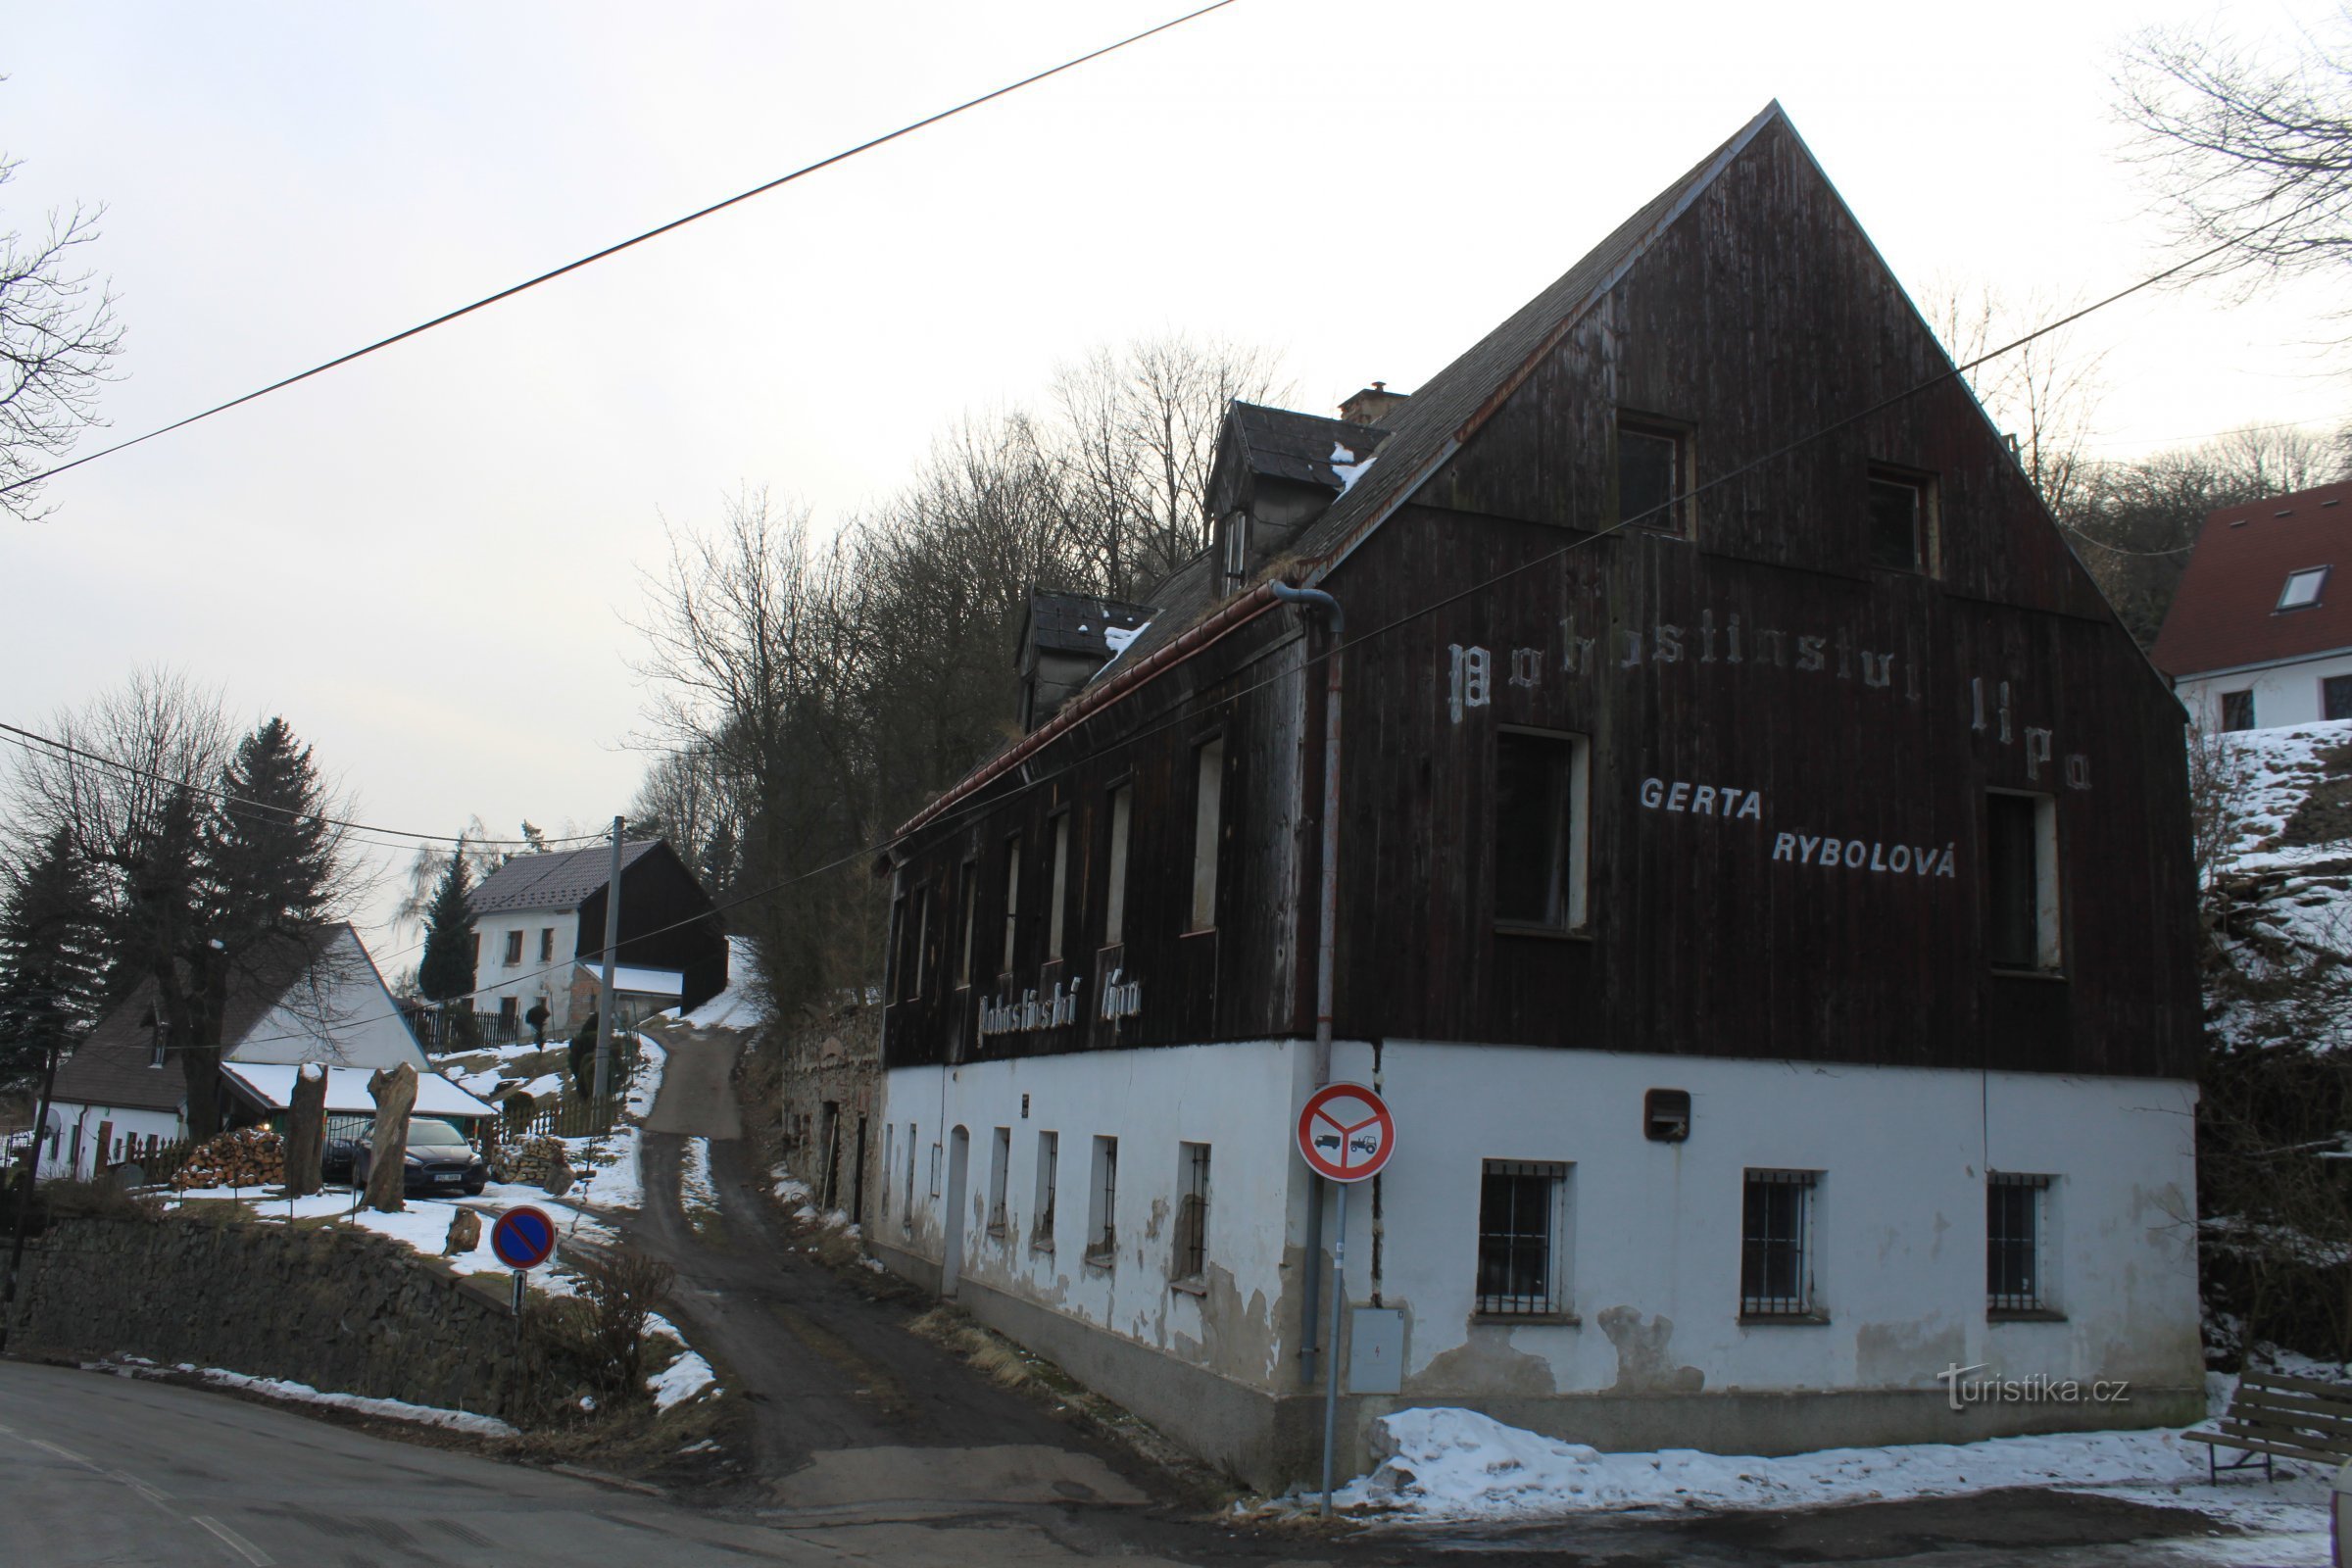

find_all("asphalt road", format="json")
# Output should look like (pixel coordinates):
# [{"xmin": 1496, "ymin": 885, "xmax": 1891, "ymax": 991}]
[
  {"xmin": 626, "ymin": 1022, "xmax": 1156, "ymax": 1519},
  {"xmin": 0, "ymin": 1358, "xmax": 1200, "ymax": 1568}
]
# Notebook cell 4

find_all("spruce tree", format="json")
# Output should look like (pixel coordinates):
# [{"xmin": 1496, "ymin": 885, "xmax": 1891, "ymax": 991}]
[
  {"xmin": 0, "ymin": 827, "xmax": 111, "ymax": 1087},
  {"xmin": 204, "ymin": 716, "xmax": 336, "ymax": 944},
  {"xmin": 416, "ymin": 846, "xmax": 478, "ymax": 1004}
]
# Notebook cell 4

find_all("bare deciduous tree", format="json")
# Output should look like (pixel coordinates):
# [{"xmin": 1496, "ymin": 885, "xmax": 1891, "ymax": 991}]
[
  {"xmin": 1925, "ymin": 278, "xmax": 2107, "ymax": 519},
  {"xmin": 0, "ymin": 149, "xmax": 124, "ymax": 520},
  {"xmin": 2119, "ymin": 12, "xmax": 2352, "ymax": 292},
  {"xmin": 4, "ymin": 670, "xmax": 364, "ymax": 1138},
  {"xmin": 1052, "ymin": 332, "xmax": 1286, "ymax": 596}
]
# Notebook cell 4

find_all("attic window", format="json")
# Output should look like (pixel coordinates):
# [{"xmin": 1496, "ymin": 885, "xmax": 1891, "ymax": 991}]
[
  {"xmin": 2279, "ymin": 566, "xmax": 2329, "ymax": 611},
  {"xmin": 1615, "ymin": 414, "xmax": 1690, "ymax": 534}
]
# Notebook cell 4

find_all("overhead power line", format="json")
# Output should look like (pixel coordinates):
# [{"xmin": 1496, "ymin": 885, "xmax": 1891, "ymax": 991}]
[
  {"xmin": 0, "ymin": 720, "xmax": 602, "ymax": 851},
  {"xmin": 0, "ymin": 0, "xmax": 1240, "ymax": 504}
]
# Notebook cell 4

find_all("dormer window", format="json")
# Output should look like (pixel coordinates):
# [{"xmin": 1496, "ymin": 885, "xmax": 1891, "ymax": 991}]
[{"xmin": 2279, "ymin": 567, "xmax": 2329, "ymax": 611}]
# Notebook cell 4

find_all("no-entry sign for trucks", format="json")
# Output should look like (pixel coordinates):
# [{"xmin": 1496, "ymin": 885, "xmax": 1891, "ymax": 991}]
[
  {"xmin": 1297, "ymin": 1083, "xmax": 1395, "ymax": 1183},
  {"xmin": 491, "ymin": 1204, "xmax": 558, "ymax": 1270}
]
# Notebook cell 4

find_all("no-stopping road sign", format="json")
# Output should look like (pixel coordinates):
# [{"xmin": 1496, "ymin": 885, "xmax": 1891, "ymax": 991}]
[
  {"xmin": 491, "ymin": 1204, "xmax": 558, "ymax": 1270},
  {"xmin": 1297, "ymin": 1082, "xmax": 1395, "ymax": 1183}
]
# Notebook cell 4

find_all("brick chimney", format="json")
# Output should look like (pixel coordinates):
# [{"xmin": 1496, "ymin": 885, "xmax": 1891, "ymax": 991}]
[{"xmin": 1339, "ymin": 381, "xmax": 1410, "ymax": 429}]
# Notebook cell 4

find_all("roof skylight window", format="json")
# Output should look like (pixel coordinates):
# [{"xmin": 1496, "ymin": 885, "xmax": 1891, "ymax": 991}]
[{"xmin": 2280, "ymin": 566, "xmax": 2330, "ymax": 610}]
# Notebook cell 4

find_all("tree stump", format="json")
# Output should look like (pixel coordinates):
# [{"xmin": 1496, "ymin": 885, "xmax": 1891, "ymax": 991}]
[
  {"xmin": 364, "ymin": 1062, "xmax": 416, "ymax": 1213},
  {"xmin": 283, "ymin": 1062, "xmax": 327, "ymax": 1198}
]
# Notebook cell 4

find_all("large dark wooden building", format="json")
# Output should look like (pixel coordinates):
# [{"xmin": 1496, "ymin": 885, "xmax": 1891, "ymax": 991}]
[{"xmin": 866, "ymin": 104, "xmax": 2202, "ymax": 1490}]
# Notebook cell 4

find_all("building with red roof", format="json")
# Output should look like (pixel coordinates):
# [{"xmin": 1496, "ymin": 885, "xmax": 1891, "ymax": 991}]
[{"xmin": 2151, "ymin": 479, "xmax": 2352, "ymax": 730}]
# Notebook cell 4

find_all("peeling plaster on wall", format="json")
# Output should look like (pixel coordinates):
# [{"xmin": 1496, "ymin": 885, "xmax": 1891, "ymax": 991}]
[
  {"xmin": 1854, "ymin": 1318, "xmax": 1965, "ymax": 1388},
  {"xmin": 1145, "ymin": 1195, "xmax": 1168, "ymax": 1241},
  {"xmin": 1408, "ymin": 1327, "xmax": 1560, "ymax": 1398},
  {"xmin": 1599, "ymin": 1306, "xmax": 1706, "ymax": 1394}
]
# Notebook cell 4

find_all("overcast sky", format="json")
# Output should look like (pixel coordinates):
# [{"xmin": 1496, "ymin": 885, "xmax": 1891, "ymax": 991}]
[{"xmin": 5, "ymin": 0, "xmax": 2348, "ymax": 964}]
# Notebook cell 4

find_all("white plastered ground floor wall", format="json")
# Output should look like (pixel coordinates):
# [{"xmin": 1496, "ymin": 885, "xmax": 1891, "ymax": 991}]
[{"xmin": 868, "ymin": 1040, "xmax": 2202, "ymax": 1491}]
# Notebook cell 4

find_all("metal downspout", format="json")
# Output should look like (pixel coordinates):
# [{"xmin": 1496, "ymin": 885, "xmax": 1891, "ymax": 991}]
[{"xmin": 1271, "ymin": 583, "xmax": 1343, "ymax": 1387}]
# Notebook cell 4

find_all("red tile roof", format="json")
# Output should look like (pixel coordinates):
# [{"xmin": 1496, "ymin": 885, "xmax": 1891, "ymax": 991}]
[{"xmin": 2151, "ymin": 479, "xmax": 2352, "ymax": 678}]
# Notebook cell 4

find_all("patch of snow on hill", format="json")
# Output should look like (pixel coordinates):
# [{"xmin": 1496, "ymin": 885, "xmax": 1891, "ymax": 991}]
[{"xmin": 681, "ymin": 937, "xmax": 763, "ymax": 1028}]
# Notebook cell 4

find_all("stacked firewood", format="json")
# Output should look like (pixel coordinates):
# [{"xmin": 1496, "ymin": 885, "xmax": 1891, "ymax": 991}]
[
  {"xmin": 499, "ymin": 1135, "xmax": 570, "ymax": 1187},
  {"xmin": 172, "ymin": 1127, "xmax": 287, "ymax": 1190}
]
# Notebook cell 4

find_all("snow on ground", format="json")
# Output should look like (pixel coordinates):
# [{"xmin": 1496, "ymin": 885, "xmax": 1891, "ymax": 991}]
[
  {"xmin": 681, "ymin": 1136, "xmax": 719, "ymax": 1219},
  {"xmin": 680, "ymin": 938, "xmax": 762, "ymax": 1028},
  {"xmin": 186, "ymin": 1365, "xmax": 517, "ymax": 1437},
  {"xmin": 1292, "ymin": 1404, "xmax": 2332, "ymax": 1559},
  {"xmin": 770, "ymin": 1161, "xmax": 856, "ymax": 1234},
  {"xmin": 558, "ymin": 1031, "xmax": 664, "ymax": 1214},
  {"xmin": 645, "ymin": 1313, "xmax": 718, "ymax": 1411}
]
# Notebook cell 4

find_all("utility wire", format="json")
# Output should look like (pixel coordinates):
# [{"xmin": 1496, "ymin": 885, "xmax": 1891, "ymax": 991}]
[
  {"xmin": 0, "ymin": 1, "xmax": 1240, "ymax": 503},
  {"xmin": 0, "ymin": 720, "xmax": 602, "ymax": 850}
]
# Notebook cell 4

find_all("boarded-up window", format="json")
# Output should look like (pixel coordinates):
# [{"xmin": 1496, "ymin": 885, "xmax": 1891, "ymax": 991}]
[
  {"xmin": 1986, "ymin": 791, "xmax": 2059, "ymax": 970},
  {"xmin": 1047, "ymin": 813, "xmax": 1071, "ymax": 962},
  {"xmin": 1494, "ymin": 730, "xmax": 1589, "ymax": 930},
  {"xmin": 1104, "ymin": 783, "xmax": 1133, "ymax": 947},
  {"xmin": 1190, "ymin": 739, "xmax": 1224, "ymax": 933},
  {"xmin": 1001, "ymin": 833, "xmax": 1022, "ymax": 975}
]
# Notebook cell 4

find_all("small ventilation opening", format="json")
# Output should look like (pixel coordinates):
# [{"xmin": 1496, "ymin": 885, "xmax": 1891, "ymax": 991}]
[{"xmin": 1644, "ymin": 1088, "xmax": 1691, "ymax": 1143}]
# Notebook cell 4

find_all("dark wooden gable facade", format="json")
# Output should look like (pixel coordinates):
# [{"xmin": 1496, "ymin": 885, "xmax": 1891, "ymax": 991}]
[{"xmin": 881, "ymin": 104, "xmax": 2199, "ymax": 1083}]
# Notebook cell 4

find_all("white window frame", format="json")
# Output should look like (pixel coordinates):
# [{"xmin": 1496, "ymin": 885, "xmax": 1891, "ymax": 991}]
[{"xmin": 2280, "ymin": 565, "xmax": 2329, "ymax": 610}]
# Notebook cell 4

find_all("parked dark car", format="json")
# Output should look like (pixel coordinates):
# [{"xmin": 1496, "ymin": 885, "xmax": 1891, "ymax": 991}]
[{"xmin": 350, "ymin": 1117, "xmax": 489, "ymax": 1197}]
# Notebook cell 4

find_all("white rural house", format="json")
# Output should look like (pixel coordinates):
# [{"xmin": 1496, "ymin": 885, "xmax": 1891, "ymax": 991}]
[
  {"xmin": 864, "ymin": 105, "xmax": 2202, "ymax": 1491},
  {"xmin": 466, "ymin": 839, "xmax": 729, "ymax": 1039},
  {"xmin": 2154, "ymin": 477, "xmax": 2352, "ymax": 730},
  {"xmin": 36, "ymin": 923, "xmax": 424, "ymax": 1180}
]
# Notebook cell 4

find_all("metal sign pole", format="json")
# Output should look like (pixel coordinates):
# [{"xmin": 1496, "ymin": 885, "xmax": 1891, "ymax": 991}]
[
  {"xmin": 512, "ymin": 1269, "xmax": 525, "ymax": 1342},
  {"xmin": 1320, "ymin": 1178, "xmax": 1348, "ymax": 1520}
]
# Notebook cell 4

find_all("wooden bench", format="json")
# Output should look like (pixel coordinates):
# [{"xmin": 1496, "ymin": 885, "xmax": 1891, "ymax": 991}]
[{"xmin": 2184, "ymin": 1369, "xmax": 2352, "ymax": 1482}]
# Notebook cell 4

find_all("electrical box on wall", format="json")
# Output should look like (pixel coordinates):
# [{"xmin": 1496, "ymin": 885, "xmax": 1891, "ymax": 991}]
[{"xmin": 1349, "ymin": 1307, "xmax": 1404, "ymax": 1395}]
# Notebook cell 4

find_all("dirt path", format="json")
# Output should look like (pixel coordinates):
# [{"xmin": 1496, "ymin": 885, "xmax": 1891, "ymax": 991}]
[{"xmin": 623, "ymin": 1024, "xmax": 1161, "ymax": 1521}]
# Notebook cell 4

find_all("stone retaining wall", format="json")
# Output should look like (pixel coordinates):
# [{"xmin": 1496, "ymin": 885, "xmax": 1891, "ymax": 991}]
[{"xmin": 7, "ymin": 1214, "xmax": 595, "ymax": 1426}]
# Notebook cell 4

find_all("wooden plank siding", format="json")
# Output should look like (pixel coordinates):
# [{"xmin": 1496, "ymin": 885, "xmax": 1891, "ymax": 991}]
[
  {"xmin": 881, "ymin": 112, "xmax": 2197, "ymax": 1084},
  {"xmin": 882, "ymin": 617, "xmax": 1308, "ymax": 1068}
]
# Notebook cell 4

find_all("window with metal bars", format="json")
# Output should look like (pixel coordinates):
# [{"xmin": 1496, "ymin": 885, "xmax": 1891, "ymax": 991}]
[
  {"xmin": 987, "ymin": 1126, "xmax": 1011, "ymax": 1239},
  {"xmin": 1987, "ymin": 1172, "xmax": 2050, "ymax": 1312},
  {"xmin": 1740, "ymin": 1169, "xmax": 1817, "ymax": 1317},
  {"xmin": 1085, "ymin": 1136, "xmax": 1118, "ymax": 1266},
  {"xmin": 1032, "ymin": 1131, "xmax": 1058, "ymax": 1252},
  {"xmin": 1173, "ymin": 1143, "xmax": 1210, "ymax": 1287},
  {"xmin": 1476, "ymin": 1160, "xmax": 1569, "ymax": 1316}
]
